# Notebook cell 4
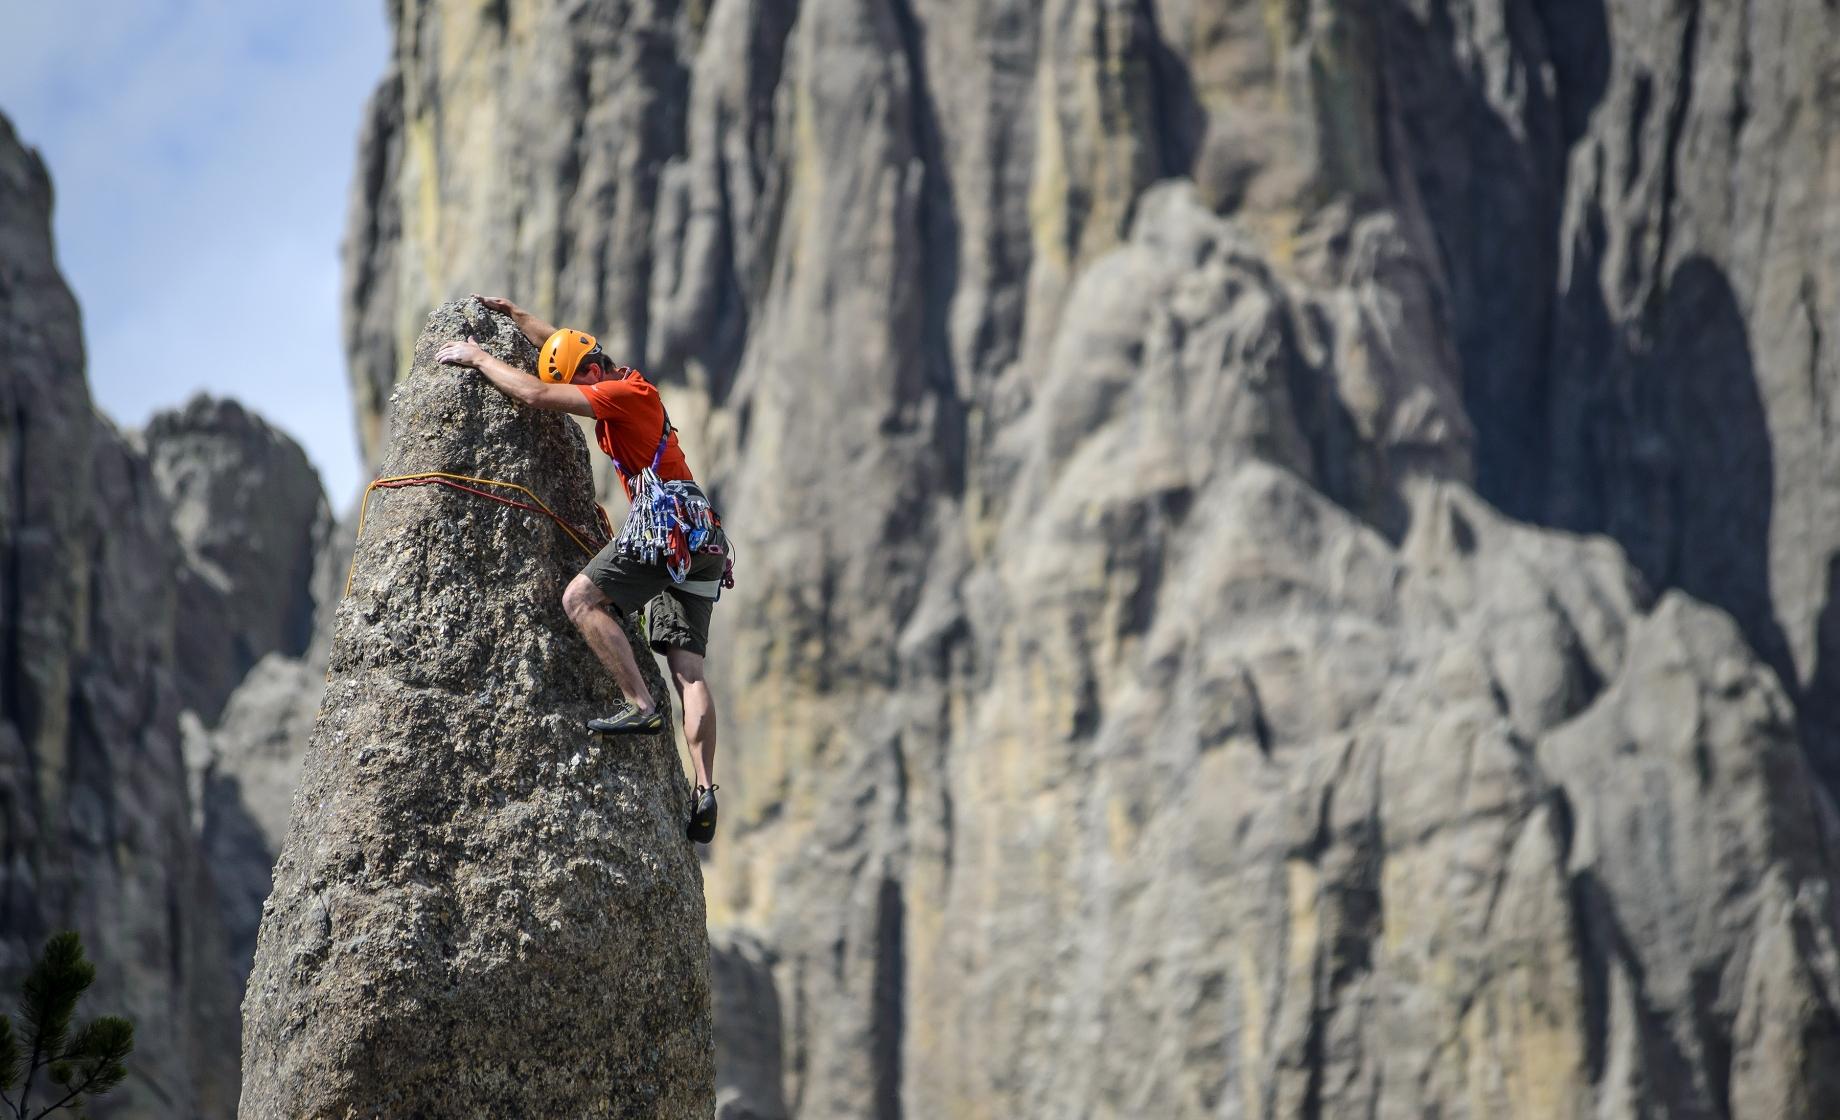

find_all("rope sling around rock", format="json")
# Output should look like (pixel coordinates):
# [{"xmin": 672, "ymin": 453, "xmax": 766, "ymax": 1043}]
[{"xmin": 343, "ymin": 470, "xmax": 614, "ymax": 598}]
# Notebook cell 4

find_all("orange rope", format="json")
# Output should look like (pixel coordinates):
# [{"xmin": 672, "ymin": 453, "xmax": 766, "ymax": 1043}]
[{"xmin": 343, "ymin": 471, "xmax": 612, "ymax": 596}]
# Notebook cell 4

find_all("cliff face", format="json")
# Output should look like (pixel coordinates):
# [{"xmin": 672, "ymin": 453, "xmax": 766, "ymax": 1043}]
[
  {"xmin": 340, "ymin": 1, "xmax": 1840, "ymax": 1117},
  {"xmin": 0, "ymin": 114, "xmax": 240, "ymax": 1118},
  {"xmin": 186, "ymin": 478, "xmax": 351, "ymax": 995},
  {"xmin": 146, "ymin": 396, "xmax": 330, "ymax": 722},
  {"xmin": 0, "ymin": 110, "xmax": 346, "ymax": 1118},
  {"xmin": 240, "ymin": 303, "xmax": 714, "ymax": 1117}
]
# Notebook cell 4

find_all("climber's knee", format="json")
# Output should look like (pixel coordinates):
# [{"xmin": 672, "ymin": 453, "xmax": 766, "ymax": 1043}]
[
  {"xmin": 666, "ymin": 647, "xmax": 706, "ymax": 698},
  {"xmin": 562, "ymin": 573, "xmax": 606, "ymax": 624}
]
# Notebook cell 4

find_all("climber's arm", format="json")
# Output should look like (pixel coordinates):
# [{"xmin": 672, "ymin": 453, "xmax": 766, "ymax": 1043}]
[
  {"xmin": 472, "ymin": 294, "xmax": 557, "ymax": 348},
  {"xmin": 435, "ymin": 342, "xmax": 593, "ymax": 417}
]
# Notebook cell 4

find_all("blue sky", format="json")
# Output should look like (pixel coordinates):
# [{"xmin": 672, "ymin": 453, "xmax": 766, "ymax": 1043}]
[{"xmin": 0, "ymin": 1, "xmax": 390, "ymax": 507}]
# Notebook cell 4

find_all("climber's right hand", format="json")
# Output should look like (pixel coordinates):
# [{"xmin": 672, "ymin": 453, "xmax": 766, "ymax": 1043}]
[
  {"xmin": 472, "ymin": 294, "xmax": 518, "ymax": 316},
  {"xmin": 436, "ymin": 339, "xmax": 488, "ymax": 369}
]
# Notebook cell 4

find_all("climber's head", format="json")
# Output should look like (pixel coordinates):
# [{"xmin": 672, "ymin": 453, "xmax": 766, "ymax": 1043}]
[
  {"xmin": 539, "ymin": 328, "xmax": 610, "ymax": 384},
  {"xmin": 574, "ymin": 346, "xmax": 616, "ymax": 384}
]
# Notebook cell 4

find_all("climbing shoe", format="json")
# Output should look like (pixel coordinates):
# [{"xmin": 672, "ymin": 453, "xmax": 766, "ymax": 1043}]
[
  {"xmin": 687, "ymin": 785, "xmax": 719, "ymax": 844},
  {"xmin": 586, "ymin": 704, "xmax": 663, "ymax": 735}
]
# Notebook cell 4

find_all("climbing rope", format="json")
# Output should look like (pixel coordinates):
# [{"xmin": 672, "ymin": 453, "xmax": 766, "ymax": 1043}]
[{"xmin": 343, "ymin": 471, "xmax": 613, "ymax": 596}]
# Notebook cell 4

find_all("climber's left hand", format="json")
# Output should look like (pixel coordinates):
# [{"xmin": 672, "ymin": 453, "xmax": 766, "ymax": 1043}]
[{"xmin": 436, "ymin": 340, "xmax": 488, "ymax": 369}]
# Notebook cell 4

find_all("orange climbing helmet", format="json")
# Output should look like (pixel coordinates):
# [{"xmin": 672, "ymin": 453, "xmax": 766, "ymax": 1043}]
[{"xmin": 539, "ymin": 328, "xmax": 603, "ymax": 383}]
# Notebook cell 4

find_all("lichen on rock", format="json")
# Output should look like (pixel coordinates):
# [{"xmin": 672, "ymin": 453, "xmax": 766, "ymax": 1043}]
[{"xmin": 239, "ymin": 302, "xmax": 713, "ymax": 1118}]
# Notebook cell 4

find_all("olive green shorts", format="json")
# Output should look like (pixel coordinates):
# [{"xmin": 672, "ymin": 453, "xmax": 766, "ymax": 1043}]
[{"xmin": 582, "ymin": 531, "xmax": 727, "ymax": 657}]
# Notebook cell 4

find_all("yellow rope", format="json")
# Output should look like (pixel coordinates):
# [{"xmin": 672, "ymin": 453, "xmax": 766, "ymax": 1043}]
[{"xmin": 343, "ymin": 471, "xmax": 607, "ymax": 597}]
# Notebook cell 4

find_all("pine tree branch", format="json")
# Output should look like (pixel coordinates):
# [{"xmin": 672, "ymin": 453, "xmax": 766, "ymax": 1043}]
[
  {"xmin": 16, "ymin": 1045, "xmax": 43, "ymax": 1120},
  {"xmin": 26, "ymin": 1067, "xmax": 101, "ymax": 1120}
]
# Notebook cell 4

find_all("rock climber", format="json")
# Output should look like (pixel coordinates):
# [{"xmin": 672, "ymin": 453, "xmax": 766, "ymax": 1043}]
[{"xmin": 434, "ymin": 294, "xmax": 728, "ymax": 844}]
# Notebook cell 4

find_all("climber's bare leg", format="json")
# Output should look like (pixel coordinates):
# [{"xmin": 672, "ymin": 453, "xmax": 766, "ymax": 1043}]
[
  {"xmin": 562, "ymin": 574, "xmax": 655, "ymax": 713},
  {"xmin": 667, "ymin": 647, "xmax": 717, "ymax": 789}
]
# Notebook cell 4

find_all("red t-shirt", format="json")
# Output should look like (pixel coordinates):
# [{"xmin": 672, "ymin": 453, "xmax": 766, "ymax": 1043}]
[{"xmin": 575, "ymin": 369, "xmax": 695, "ymax": 498}]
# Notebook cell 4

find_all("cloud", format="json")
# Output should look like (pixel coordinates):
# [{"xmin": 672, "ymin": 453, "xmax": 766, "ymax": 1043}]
[{"xmin": 0, "ymin": 0, "xmax": 390, "ymax": 509}]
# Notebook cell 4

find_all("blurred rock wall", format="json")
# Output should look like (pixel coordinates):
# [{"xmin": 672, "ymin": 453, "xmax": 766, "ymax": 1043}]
[
  {"xmin": 0, "ymin": 112, "xmax": 335, "ymax": 1119},
  {"xmin": 335, "ymin": 1, "xmax": 1840, "ymax": 1117}
]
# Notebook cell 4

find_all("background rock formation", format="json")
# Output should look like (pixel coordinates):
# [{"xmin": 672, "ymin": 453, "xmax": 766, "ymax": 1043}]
[
  {"xmin": 2, "ymin": 110, "xmax": 344, "ymax": 1118},
  {"xmin": 339, "ymin": 1, "xmax": 1840, "ymax": 1117},
  {"xmin": 712, "ymin": 926, "xmax": 790, "ymax": 1120},
  {"xmin": 186, "ymin": 653, "xmax": 327, "ymax": 991},
  {"xmin": 0, "ymin": 112, "xmax": 242, "ymax": 1119},
  {"xmin": 146, "ymin": 395, "xmax": 330, "ymax": 722},
  {"xmin": 239, "ymin": 303, "xmax": 714, "ymax": 1118},
  {"xmin": 188, "ymin": 501, "xmax": 354, "ymax": 993}
]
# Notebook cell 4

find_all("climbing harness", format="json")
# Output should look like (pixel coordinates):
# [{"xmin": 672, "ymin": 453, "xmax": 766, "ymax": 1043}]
[
  {"xmin": 341, "ymin": 412, "xmax": 736, "ymax": 601},
  {"xmin": 610, "ymin": 412, "xmax": 733, "ymax": 593},
  {"xmin": 343, "ymin": 471, "xmax": 613, "ymax": 596}
]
